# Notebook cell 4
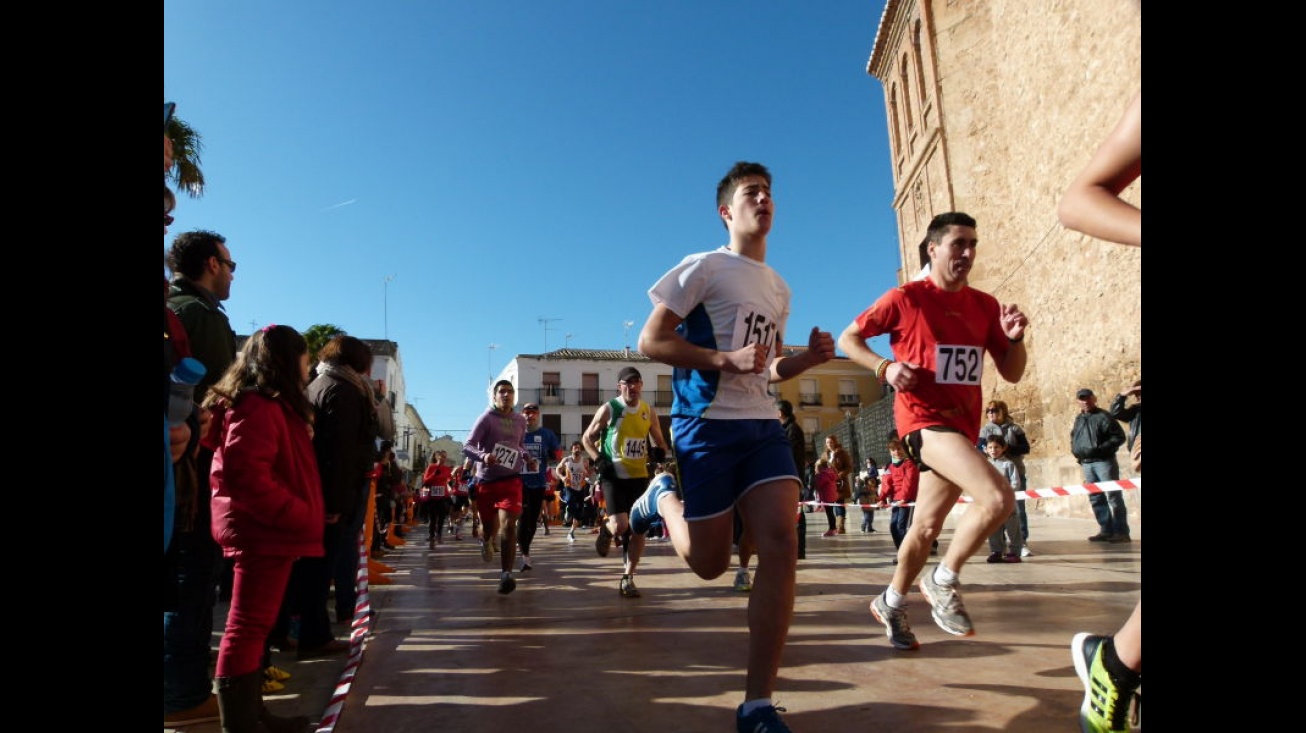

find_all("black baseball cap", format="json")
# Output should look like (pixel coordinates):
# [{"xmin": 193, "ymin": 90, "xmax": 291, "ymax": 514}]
[
  {"xmin": 617, "ymin": 366, "xmax": 642, "ymax": 383},
  {"xmin": 1075, "ymin": 388, "xmax": 1094, "ymax": 400}
]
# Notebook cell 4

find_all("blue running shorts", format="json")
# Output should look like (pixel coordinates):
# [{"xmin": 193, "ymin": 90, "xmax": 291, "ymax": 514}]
[{"xmin": 670, "ymin": 416, "xmax": 800, "ymax": 521}]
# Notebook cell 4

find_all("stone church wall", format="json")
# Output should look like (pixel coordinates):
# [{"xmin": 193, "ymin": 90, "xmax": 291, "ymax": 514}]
[{"xmin": 869, "ymin": 0, "xmax": 1142, "ymax": 521}]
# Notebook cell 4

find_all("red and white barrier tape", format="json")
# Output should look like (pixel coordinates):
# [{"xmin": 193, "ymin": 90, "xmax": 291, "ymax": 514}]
[
  {"xmin": 313, "ymin": 531, "xmax": 372, "ymax": 733},
  {"xmin": 801, "ymin": 477, "xmax": 1142, "ymax": 509}
]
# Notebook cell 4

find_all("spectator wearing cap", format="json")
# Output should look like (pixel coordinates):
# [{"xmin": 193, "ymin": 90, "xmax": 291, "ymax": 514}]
[{"xmin": 1070, "ymin": 388, "xmax": 1129, "ymax": 542}]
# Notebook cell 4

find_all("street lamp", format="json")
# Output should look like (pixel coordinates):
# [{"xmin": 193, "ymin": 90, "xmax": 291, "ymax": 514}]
[
  {"xmin": 565, "ymin": 333, "xmax": 574, "ymax": 349},
  {"xmin": 487, "ymin": 343, "xmax": 499, "ymax": 386},
  {"xmin": 623, "ymin": 320, "xmax": 635, "ymax": 350}
]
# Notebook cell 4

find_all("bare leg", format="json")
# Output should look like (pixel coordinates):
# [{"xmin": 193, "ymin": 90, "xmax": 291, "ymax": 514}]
[
  {"xmin": 738, "ymin": 530, "xmax": 754, "ymax": 573},
  {"xmin": 739, "ymin": 480, "xmax": 798, "ymax": 701},
  {"xmin": 657, "ymin": 492, "xmax": 734, "ymax": 578},
  {"xmin": 890, "ymin": 431, "xmax": 1013, "ymax": 593},
  {"xmin": 623, "ymin": 515, "xmax": 647, "ymax": 576},
  {"xmin": 1114, "ymin": 602, "xmax": 1141, "ymax": 672},
  {"xmin": 499, "ymin": 508, "xmax": 519, "ymax": 573}
]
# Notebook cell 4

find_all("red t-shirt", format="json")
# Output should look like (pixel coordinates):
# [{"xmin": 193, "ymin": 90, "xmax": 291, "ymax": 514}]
[
  {"xmin": 854, "ymin": 279, "xmax": 1011, "ymax": 443},
  {"xmin": 422, "ymin": 464, "xmax": 453, "ymax": 498}
]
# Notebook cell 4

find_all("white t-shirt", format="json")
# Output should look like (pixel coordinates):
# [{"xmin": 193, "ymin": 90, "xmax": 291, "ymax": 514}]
[{"xmin": 647, "ymin": 246, "xmax": 791, "ymax": 420}]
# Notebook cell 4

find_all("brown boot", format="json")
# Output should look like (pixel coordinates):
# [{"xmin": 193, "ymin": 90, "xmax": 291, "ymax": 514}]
[{"xmin": 836, "ymin": 516, "xmax": 847, "ymax": 534}]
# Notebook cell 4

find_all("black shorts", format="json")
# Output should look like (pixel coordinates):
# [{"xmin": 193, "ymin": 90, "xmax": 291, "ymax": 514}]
[
  {"xmin": 602, "ymin": 476, "xmax": 651, "ymax": 517},
  {"xmin": 902, "ymin": 425, "xmax": 964, "ymax": 474}
]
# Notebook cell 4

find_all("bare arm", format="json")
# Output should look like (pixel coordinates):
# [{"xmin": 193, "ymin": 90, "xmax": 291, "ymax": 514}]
[
  {"xmin": 647, "ymin": 404, "xmax": 669, "ymax": 451},
  {"xmin": 838, "ymin": 321, "xmax": 889, "ymax": 373},
  {"xmin": 581, "ymin": 403, "xmax": 611, "ymax": 461},
  {"xmin": 769, "ymin": 326, "xmax": 836, "ymax": 383},
  {"xmin": 638, "ymin": 304, "xmax": 768, "ymax": 374},
  {"xmin": 994, "ymin": 303, "xmax": 1029, "ymax": 383},
  {"xmin": 838, "ymin": 320, "xmax": 921, "ymax": 392},
  {"xmin": 1057, "ymin": 91, "xmax": 1142, "ymax": 247}
]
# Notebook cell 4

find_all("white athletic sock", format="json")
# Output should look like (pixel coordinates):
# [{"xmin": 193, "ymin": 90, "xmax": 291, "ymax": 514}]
[
  {"xmin": 885, "ymin": 587, "xmax": 907, "ymax": 608},
  {"xmin": 934, "ymin": 564, "xmax": 959, "ymax": 585}
]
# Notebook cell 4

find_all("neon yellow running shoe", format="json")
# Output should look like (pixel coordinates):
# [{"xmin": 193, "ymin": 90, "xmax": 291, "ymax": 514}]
[{"xmin": 1071, "ymin": 632, "xmax": 1140, "ymax": 732}]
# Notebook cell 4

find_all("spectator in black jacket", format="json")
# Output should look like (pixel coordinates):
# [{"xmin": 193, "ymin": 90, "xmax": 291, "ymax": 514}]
[
  {"xmin": 1071, "ymin": 388, "xmax": 1128, "ymax": 542},
  {"xmin": 1107, "ymin": 380, "xmax": 1141, "ymax": 464},
  {"xmin": 298, "ymin": 335, "xmax": 377, "ymax": 640}
]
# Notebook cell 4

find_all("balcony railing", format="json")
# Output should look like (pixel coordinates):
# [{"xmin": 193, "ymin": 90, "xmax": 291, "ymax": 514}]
[
  {"xmin": 838, "ymin": 393, "xmax": 860, "ymax": 407},
  {"xmin": 518, "ymin": 387, "xmax": 674, "ymax": 408},
  {"xmin": 799, "ymin": 392, "xmax": 822, "ymax": 406}
]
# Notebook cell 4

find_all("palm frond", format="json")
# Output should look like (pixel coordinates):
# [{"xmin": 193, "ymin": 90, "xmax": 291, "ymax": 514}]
[{"xmin": 166, "ymin": 116, "xmax": 206, "ymax": 199}]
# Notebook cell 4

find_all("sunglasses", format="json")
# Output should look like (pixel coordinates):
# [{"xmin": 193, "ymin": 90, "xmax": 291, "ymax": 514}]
[
  {"xmin": 163, "ymin": 213, "xmax": 174, "ymax": 227},
  {"xmin": 986, "ymin": 408, "xmax": 1001, "ymax": 413},
  {"xmin": 217, "ymin": 257, "xmax": 237, "ymax": 272}
]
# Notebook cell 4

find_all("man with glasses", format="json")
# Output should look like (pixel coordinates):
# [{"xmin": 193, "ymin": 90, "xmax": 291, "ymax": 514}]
[
  {"xmin": 164, "ymin": 229, "xmax": 239, "ymax": 727},
  {"xmin": 582, "ymin": 366, "xmax": 670, "ymax": 598}
]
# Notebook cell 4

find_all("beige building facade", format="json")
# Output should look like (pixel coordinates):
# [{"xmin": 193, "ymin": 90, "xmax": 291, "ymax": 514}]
[
  {"xmin": 867, "ymin": 0, "xmax": 1141, "ymax": 516},
  {"xmin": 499, "ymin": 347, "xmax": 880, "ymax": 459}
]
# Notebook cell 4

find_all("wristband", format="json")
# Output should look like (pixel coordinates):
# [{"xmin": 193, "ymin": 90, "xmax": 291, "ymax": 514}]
[
  {"xmin": 1008, "ymin": 334, "xmax": 1024, "ymax": 343},
  {"xmin": 874, "ymin": 358, "xmax": 893, "ymax": 383}
]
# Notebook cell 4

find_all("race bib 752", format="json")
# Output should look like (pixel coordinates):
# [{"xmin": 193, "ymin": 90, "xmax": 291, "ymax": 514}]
[{"xmin": 934, "ymin": 344, "xmax": 983, "ymax": 385}]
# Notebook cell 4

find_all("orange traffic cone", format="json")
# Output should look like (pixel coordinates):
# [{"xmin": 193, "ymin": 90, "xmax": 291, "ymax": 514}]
[{"xmin": 363, "ymin": 479, "xmax": 394, "ymax": 583}]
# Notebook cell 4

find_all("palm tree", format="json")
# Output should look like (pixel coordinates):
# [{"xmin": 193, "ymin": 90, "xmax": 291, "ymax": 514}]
[
  {"xmin": 304, "ymin": 324, "xmax": 346, "ymax": 361},
  {"xmin": 166, "ymin": 116, "xmax": 206, "ymax": 199}
]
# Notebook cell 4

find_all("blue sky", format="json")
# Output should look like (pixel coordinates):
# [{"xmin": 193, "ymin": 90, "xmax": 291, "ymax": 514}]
[{"xmin": 164, "ymin": 0, "xmax": 898, "ymax": 436}]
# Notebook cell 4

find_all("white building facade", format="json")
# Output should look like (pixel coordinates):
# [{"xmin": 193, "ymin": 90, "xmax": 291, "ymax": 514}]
[{"xmin": 496, "ymin": 348, "xmax": 673, "ymax": 448}]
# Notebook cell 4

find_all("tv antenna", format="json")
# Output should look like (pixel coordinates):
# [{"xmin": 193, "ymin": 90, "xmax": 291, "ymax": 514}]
[{"xmin": 539, "ymin": 317, "xmax": 561, "ymax": 351}]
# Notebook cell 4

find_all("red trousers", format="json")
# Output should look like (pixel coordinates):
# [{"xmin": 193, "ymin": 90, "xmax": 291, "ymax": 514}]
[{"xmin": 215, "ymin": 552, "xmax": 295, "ymax": 678}]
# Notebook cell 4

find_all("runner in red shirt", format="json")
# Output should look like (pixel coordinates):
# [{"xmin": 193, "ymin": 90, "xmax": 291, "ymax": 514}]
[{"xmin": 838, "ymin": 211, "xmax": 1028, "ymax": 651}]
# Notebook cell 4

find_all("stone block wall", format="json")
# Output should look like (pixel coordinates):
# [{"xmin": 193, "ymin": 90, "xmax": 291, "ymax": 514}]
[{"xmin": 870, "ymin": 0, "xmax": 1142, "ymax": 522}]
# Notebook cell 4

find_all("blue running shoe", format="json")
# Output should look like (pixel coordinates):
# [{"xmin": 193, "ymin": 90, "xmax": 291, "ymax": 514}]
[
  {"xmin": 630, "ymin": 474, "xmax": 675, "ymax": 535},
  {"xmin": 736, "ymin": 704, "xmax": 792, "ymax": 733}
]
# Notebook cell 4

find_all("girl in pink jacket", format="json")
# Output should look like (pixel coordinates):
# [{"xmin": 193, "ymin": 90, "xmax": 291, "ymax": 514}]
[{"xmin": 203, "ymin": 325, "xmax": 323, "ymax": 733}]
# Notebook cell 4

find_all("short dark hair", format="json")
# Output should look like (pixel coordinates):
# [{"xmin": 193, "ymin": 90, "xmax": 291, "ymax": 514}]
[
  {"xmin": 717, "ymin": 161, "xmax": 771, "ymax": 209},
  {"xmin": 925, "ymin": 212, "xmax": 977, "ymax": 245},
  {"xmin": 167, "ymin": 230, "xmax": 227, "ymax": 281},
  {"xmin": 777, "ymin": 400, "xmax": 794, "ymax": 418},
  {"xmin": 985, "ymin": 434, "xmax": 1008, "ymax": 447}
]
